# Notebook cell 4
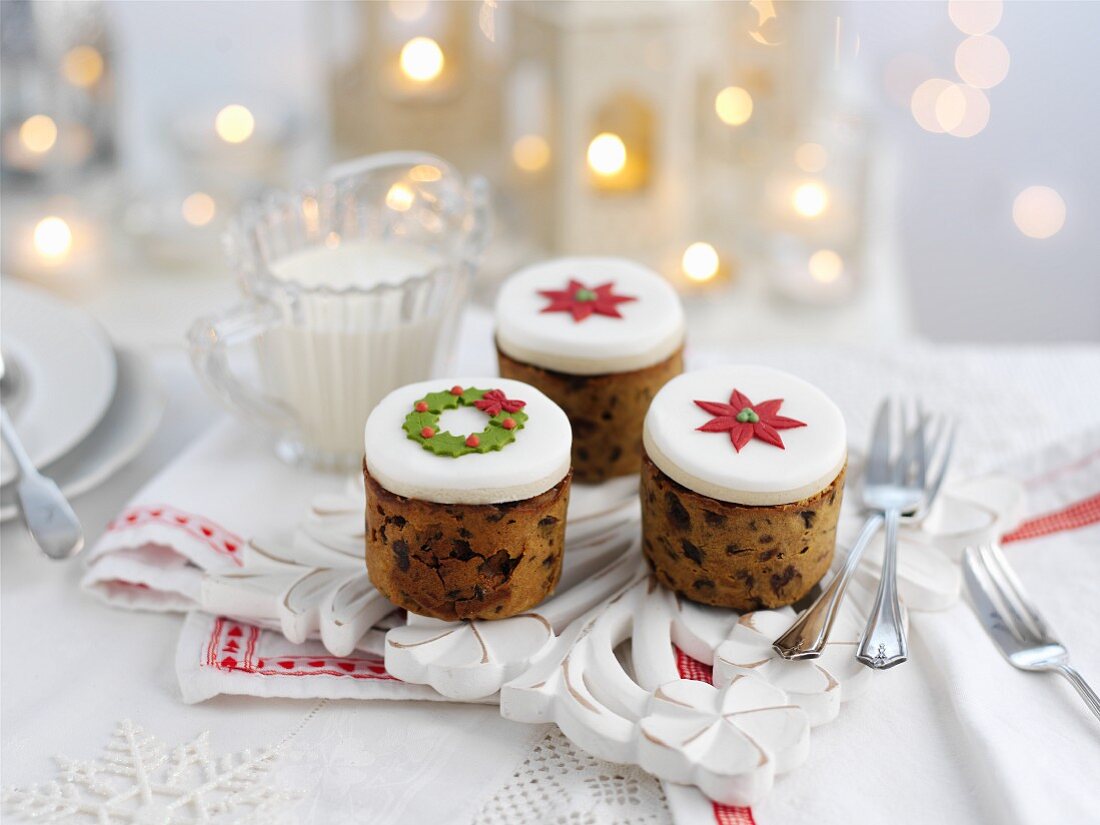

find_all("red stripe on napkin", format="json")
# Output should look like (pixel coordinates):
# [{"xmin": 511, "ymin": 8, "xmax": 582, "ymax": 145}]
[
  {"xmin": 1002, "ymin": 492, "xmax": 1100, "ymax": 544},
  {"xmin": 675, "ymin": 646, "xmax": 757, "ymax": 825},
  {"xmin": 712, "ymin": 804, "xmax": 758, "ymax": 825},
  {"xmin": 205, "ymin": 617, "xmax": 398, "ymax": 681},
  {"xmin": 108, "ymin": 504, "xmax": 245, "ymax": 565}
]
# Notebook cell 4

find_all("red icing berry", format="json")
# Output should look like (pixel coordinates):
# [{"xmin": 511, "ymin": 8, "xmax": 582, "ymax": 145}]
[
  {"xmin": 414, "ymin": 401, "xmax": 429, "ymax": 412},
  {"xmin": 502, "ymin": 417, "xmax": 516, "ymax": 430},
  {"xmin": 420, "ymin": 426, "xmax": 435, "ymax": 438},
  {"xmin": 465, "ymin": 434, "xmax": 480, "ymax": 448},
  {"xmin": 450, "ymin": 385, "xmax": 464, "ymax": 395}
]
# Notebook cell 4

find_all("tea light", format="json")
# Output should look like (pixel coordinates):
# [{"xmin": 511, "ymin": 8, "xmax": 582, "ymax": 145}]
[
  {"xmin": 587, "ymin": 133, "xmax": 627, "ymax": 177},
  {"xmin": 400, "ymin": 37, "xmax": 445, "ymax": 83},
  {"xmin": 61, "ymin": 45, "xmax": 105, "ymax": 89},
  {"xmin": 792, "ymin": 181, "xmax": 828, "ymax": 218},
  {"xmin": 19, "ymin": 115, "xmax": 58, "ymax": 155},
  {"xmin": 681, "ymin": 242, "xmax": 720, "ymax": 283},
  {"xmin": 769, "ymin": 234, "xmax": 855, "ymax": 305},
  {"xmin": 1, "ymin": 202, "xmax": 101, "ymax": 286},
  {"xmin": 215, "ymin": 104, "xmax": 255, "ymax": 144},
  {"xmin": 33, "ymin": 216, "xmax": 74, "ymax": 262}
]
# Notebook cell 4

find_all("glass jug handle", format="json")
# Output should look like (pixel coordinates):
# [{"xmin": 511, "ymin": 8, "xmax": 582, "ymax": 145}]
[{"xmin": 187, "ymin": 302, "xmax": 298, "ymax": 436}]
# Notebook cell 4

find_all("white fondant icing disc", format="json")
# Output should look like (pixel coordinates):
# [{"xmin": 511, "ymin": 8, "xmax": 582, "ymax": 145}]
[
  {"xmin": 494, "ymin": 257, "xmax": 685, "ymax": 375},
  {"xmin": 643, "ymin": 366, "xmax": 847, "ymax": 506},
  {"xmin": 364, "ymin": 377, "xmax": 572, "ymax": 505}
]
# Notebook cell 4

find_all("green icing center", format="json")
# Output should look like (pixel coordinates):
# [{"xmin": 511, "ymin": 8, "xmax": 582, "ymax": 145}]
[
  {"xmin": 573, "ymin": 288, "xmax": 597, "ymax": 302},
  {"xmin": 735, "ymin": 407, "xmax": 759, "ymax": 423}
]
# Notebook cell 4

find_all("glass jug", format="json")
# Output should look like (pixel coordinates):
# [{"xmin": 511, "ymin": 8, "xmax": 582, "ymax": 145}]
[{"xmin": 189, "ymin": 152, "xmax": 489, "ymax": 470}]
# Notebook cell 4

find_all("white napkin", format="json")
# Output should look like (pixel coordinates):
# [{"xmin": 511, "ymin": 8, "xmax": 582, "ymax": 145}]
[
  {"xmin": 664, "ymin": 429, "xmax": 1100, "ymax": 825},
  {"xmin": 82, "ymin": 419, "xmax": 436, "ymax": 702},
  {"xmin": 83, "ymin": 420, "xmax": 351, "ymax": 609},
  {"xmin": 175, "ymin": 611, "xmax": 449, "ymax": 704}
]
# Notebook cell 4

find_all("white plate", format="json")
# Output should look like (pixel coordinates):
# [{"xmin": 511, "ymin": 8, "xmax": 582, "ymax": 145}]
[
  {"xmin": 1, "ymin": 349, "xmax": 165, "ymax": 522},
  {"xmin": 1, "ymin": 280, "xmax": 117, "ymax": 485}
]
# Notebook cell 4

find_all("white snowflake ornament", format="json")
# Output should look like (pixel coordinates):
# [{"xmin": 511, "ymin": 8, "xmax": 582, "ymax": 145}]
[{"xmin": 3, "ymin": 720, "xmax": 300, "ymax": 825}]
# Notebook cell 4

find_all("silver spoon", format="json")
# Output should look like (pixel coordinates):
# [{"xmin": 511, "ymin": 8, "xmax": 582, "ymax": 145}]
[{"xmin": 0, "ymin": 351, "xmax": 84, "ymax": 559}]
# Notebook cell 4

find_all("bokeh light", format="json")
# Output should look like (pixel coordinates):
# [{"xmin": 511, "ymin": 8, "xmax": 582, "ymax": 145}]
[
  {"xmin": 792, "ymin": 182, "xmax": 828, "ymax": 218},
  {"xmin": 19, "ymin": 115, "xmax": 58, "ymax": 154},
  {"xmin": 385, "ymin": 182, "xmax": 416, "ymax": 212},
  {"xmin": 681, "ymin": 242, "xmax": 720, "ymax": 282},
  {"xmin": 715, "ymin": 87, "xmax": 753, "ymax": 126},
  {"xmin": 33, "ymin": 216, "xmax": 73, "ymax": 260},
  {"xmin": 910, "ymin": 78, "xmax": 955, "ymax": 133},
  {"xmin": 944, "ymin": 84, "xmax": 990, "ymax": 138},
  {"xmin": 955, "ymin": 35, "xmax": 1010, "ymax": 89},
  {"xmin": 795, "ymin": 143, "xmax": 828, "ymax": 173},
  {"xmin": 61, "ymin": 45, "xmax": 104, "ymax": 88},
  {"xmin": 181, "ymin": 192, "xmax": 216, "ymax": 227},
  {"xmin": 948, "ymin": 0, "xmax": 1003, "ymax": 36},
  {"xmin": 1013, "ymin": 186, "xmax": 1066, "ymax": 239},
  {"xmin": 808, "ymin": 249, "xmax": 843, "ymax": 283},
  {"xmin": 400, "ymin": 37, "xmax": 444, "ymax": 83},
  {"xmin": 410, "ymin": 164, "xmax": 442, "ymax": 182},
  {"xmin": 301, "ymin": 195, "xmax": 320, "ymax": 234},
  {"xmin": 934, "ymin": 84, "xmax": 968, "ymax": 133},
  {"xmin": 214, "ymin": 104, "xmax": 255, "ymax": 144},
  {"xmin": 389, "ymin": 0, "xmax": 428, "ymax": 22},
  {"xmin": 587, "ymin": 133, "xmax": 627, "ymax": 177},
  {"xmin": 512, "ymin": 134, "xmax": 551, "ymax": 172}
]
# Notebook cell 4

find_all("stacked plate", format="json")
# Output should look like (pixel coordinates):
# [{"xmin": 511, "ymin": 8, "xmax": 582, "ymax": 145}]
[{"xmin": 0, "ymin": 280, "xmax": 166, "ymax": 522}]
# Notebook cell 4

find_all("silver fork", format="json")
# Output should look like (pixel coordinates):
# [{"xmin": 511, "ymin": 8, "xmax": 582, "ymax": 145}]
[
  {"xmin": 964, "ymin": 543, "xmax": 1100, "ymax": 722},
  {"xmin": 773, "ymin": 399, "xmax": 947, "ymax": 665},
  {"xmin": 854, "ymin": 400, "xmax": 928, "ymax": 669}
]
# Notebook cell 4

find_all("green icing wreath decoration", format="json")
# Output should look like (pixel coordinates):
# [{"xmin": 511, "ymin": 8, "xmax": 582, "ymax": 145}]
[{"xmin": 403, "ymin": 385, "xmax": 528, "ymax": 458}]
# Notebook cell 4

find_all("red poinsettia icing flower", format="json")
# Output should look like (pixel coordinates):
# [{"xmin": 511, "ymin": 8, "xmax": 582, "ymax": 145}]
[
  {"xmin": 474, "ymin": 389, "xmax": 527, "ymax": 417},
  {"xmin": 693, "ymin": 389, "xmax": 807, "ymax": 452},
  {"xmin": 538, "ymin": 279, "xmax": 637, "ymax": 322}
]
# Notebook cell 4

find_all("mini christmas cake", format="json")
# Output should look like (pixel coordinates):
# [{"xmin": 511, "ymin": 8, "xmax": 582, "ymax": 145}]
[
  {"xmin": 363, "ymin": 377, "xmax": 572, "ymax": 621},
  {"xmin": 495, "ymin": 257, "xmax": 685, "ymax": 484},
  {"xmin": 641, "ymin": 365, "xmax": 847, "ymax": 610}
]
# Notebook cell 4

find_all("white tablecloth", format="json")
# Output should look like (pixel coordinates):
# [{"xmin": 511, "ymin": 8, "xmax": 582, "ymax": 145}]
[{"xmin": 3, "ymin": 323, "xmax": 1100, "ymax": 824}]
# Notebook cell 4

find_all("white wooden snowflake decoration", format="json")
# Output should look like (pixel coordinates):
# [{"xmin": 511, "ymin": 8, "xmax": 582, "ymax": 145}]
[{"xmin": 2, "ymin": 720, "xmax": 300, "ymax": 825}]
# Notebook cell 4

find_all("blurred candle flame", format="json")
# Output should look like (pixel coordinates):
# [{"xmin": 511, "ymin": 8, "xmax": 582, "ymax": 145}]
[
  {"xmin": 682, "ymin": 243, "xmax": 720, "ymax": 282},
  {"xmin": 215, "ymin": 104, "xmax": 255, "ymax": 144},
  {"xmin": 948, "ymin": 0, "xmax": 1003, "ymax": 36},
  {"xmin": 1013, "ymin": 186, "xmax": 1066, "ymax": 239},
  {"xmin": 19, "ymin": 115, "xmax": 58, "ymax": 154},
  {"xmin": 587, "ymin": 133, "xmax": 627, "ymax": 177},
  {"xmin": 33, "ymin": 216, "xmax": 73, "ymax": 261},
  {"xmin": 386, "ymin": 183, "xmax": 416, "ymax": 212},
  {"xmin": 181, "ymin": 192, "xmax": 217, "ymax": 227},
  {"xmin": 61, "ymin": 45, "xmax": 104, "ymax": 88},
  {"xmin": 400, "ymin": 37, "xmax": 445, "ymax": 83},
  {"xmin": 792, "ymin": 182, "xmax": 828, "ymax": 218},
  {"xmin": 513, "ymin": 135, "xmax": 551, "ymax": 172},
  {"xmin": 809, "ymin": 249, "xmax": 843, "ymax": 283},
  {"xmin": 955, "ymin": 35, "xmax": 1010, "ymax": 89},
  {"xmin": 715, "ymin": 87, "xmax": 753, "ymax": 126}
]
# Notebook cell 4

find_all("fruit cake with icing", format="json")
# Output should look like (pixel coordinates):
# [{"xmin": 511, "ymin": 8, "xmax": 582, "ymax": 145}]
[
  {"xmin": 495, "ymin": 257, "xmax": 684, "ymax": 484},
  {"xmin": 641, "ymin": 365, "xmax": 847, "ymax": 609},
  {"xmin": 363, "ymin": 377, "xmax": 572, "ymax": 620}
]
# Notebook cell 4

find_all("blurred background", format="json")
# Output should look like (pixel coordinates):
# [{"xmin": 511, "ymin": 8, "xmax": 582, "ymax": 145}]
[{"xmin": 2, "ymin": 0, "xmax": 1097, "ymax": 349}]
